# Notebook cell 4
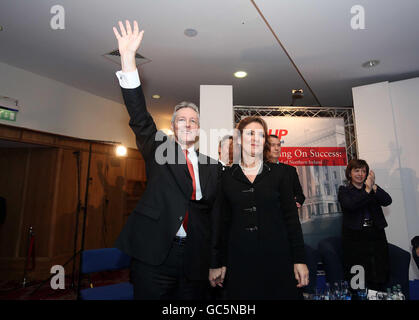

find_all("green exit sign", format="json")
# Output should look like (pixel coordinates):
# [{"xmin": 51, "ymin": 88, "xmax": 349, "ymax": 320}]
[{"xmin": 0, "ymin": 107, "xmax": 17, "ymax": 122}]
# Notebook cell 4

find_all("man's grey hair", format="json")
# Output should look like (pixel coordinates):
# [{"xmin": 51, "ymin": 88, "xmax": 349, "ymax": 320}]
[{"xmin": 171, "ymin": 101, "xmax": 200, "ymax": 124}]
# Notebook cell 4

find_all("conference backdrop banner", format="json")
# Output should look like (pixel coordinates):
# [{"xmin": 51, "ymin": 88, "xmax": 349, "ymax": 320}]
[{"xmin": 261, "ymin": 116, "xmax": 348, "ymax": 248}]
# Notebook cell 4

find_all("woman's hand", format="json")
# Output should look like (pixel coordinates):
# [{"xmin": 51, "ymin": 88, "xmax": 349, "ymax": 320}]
[
  {"xmin": 209, "ymin": 267, "xmax": 226, "ymax": 287},
  {"xmin": 294, "ymin": 264, "xmax": 309, "ymax": 288},
  {"xmin": 112, "ymin": 20, "xmax": 144, "ymax": 72},
  {"xmin": 365, "ymin": 170, "xmax": 375, "ymax": 192}
]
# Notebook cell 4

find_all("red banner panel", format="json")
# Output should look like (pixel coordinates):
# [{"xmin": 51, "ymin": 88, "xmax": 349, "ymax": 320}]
[{"xmin": 278, "ymin": 147, "xmax": 348, "ymax": 166}]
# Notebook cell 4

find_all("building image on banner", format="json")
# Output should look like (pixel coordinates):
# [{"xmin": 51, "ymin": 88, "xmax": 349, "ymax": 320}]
[{"xmin": 262, "ymin": 116, "xmax": 348, "ymax": 248}]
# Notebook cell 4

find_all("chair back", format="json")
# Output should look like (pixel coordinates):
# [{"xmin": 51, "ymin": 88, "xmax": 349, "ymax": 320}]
[
  {"xmin": 79, "ymin": 248, "xmax": 133, "ymax": 300},
  {"xmin": 318, "ymin": 236, "xmax": 344, "ymax": 284},
  {"xmin": 81, "ymin": 248, "xmax": 131, "ymax": 274}
]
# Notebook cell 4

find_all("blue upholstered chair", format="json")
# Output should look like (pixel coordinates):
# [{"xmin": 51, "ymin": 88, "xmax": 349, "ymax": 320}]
[
  {"xmin": 79, "ymin": 248, "xmax": 133, "ymax": 300},
  {"xmin": 317, "ymin": 236, "xmax": 411, "ymax": 299},
  {"xmin": 317, "ymin": 237, "xmax": 344, "ymax": 286}
]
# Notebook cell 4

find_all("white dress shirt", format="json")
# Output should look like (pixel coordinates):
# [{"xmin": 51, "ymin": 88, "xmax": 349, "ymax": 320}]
[
  {"xmin": 116, "ymin": 69, "xmax": 202, "ymax": 237},
  {"xmin": 115, "ymin": 69, "xmax": 141, "ymax": 88}
]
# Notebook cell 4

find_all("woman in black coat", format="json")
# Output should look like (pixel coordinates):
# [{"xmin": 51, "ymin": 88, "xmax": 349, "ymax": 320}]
[
  {"xmin": 209, "ymin": 116, "xmax": 309, "ymax": 300},
  {"xmin": 338, "ymin": 159, "xmax": 392, "ymax": 292}
]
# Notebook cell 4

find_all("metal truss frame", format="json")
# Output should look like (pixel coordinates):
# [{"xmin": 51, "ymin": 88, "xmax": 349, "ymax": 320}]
[{"xmin": 233, "ymin": 106, "xmax": 358, "ymax": 161}]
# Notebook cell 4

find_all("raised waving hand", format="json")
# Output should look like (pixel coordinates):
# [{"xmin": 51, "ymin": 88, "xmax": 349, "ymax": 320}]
[{"xmin": 113, "ymin": 20, "xmax": 144, "ymax": 72}]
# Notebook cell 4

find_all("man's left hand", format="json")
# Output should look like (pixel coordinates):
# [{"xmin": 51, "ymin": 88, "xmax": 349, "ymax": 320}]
[
  {"xmin": 209, "ymin": 267, "xmax": 226, "ymax": 287},
  {"xmin": 294, "ymin": 264, "xmax": 309, "ymax": 288}
]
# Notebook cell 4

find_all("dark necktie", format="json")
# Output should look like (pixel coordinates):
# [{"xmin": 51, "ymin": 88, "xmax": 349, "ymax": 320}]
[{"xmin": 183, "ymin": 149, "xmax": 196, "ymax": 231}]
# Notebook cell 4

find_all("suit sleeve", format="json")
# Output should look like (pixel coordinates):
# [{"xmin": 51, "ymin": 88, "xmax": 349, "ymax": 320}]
[
  {"xmin": 210, "ymin": 172, "xmax": 231, "ymax": 268},
  {"xmin": 291, "ymin": 167, "xmax": 305, "ymax": 205},
  {"xmin": 373, "ymin": 185, "xmax": 392, "ymax": 207},
  {"xmin": 279, "ymin": 169, "xmax": 306, "ymax": 264},
  {"xmin": 121, "ymin": 86, "xmax": 161, "ymax": 161},
  {"xmin": 338, "ymin": 185, "xmax": 375, "ymax": 213}
]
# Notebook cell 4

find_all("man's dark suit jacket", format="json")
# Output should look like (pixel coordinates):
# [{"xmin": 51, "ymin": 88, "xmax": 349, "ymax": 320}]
[
  {"xmin": 412, "ymin": 236, "xmax": 419, "ymax": 250},
  {"xmin": 338, "ymin": 184, "xmax": 392, "ymax": 230},
  {"xmin": 277, "ymin": 162, "xmax": 305, "ymax": 205},
  {"xmin": 412, "ymin": 236, "xmax": 419, "ymax": 269},
  {"xmin": 114, "ymin": 85, "xmax": 222, "ymax": 281}
]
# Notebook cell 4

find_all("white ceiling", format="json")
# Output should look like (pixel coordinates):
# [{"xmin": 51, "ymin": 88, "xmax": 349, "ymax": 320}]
[{"xmin": 0, "ymin": 0, "xmax": 418, "ymax": 130}]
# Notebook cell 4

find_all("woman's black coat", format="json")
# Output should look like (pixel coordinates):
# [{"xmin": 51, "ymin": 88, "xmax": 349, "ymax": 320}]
[{"xmin": 215, "ymin": 162, "xmax": 305, "ymax": 299}]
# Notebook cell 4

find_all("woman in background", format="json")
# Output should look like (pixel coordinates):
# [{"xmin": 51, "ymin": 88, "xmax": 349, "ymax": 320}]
[{"xmin": 338, "ymin": 159, "xmax": 392, "ymax": 292}]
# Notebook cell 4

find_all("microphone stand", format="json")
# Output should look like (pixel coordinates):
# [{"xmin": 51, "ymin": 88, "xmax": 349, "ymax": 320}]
[
  {"xmin": 30, "ymin": 143, "xmax": 93, "ymax": 298},
  {"xmin": 76, "ymin": 143, "xmax": 92, "ymax": 300},
  {"xmin": 70, "ymin": 150, "xmax": 82, "ymax": 289},
  {"xmin": 30, "ymin": 140, "xmax": 122, "ymax": 298}
]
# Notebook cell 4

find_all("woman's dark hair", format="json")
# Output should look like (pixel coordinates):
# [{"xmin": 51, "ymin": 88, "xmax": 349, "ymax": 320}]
[
  {"xmin": 345, "ymin": 159, "xmax": 369, "ymax": 182},
  {"xmin": 234, "ymin": 116, "xmax": 269, "ymax": 162}
]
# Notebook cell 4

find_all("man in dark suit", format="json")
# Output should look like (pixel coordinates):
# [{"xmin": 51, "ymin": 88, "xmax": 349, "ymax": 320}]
[
  {"xmin": 266, "ymin": 134, "xmax": 305, "ymax": 208},
  {"xmin": 412, "ymin": 236, "xmax": 419, "ymax": 270},
  {"xmin": 208, "ymin": 135, "xmax": 233, "ymax": 300},
  {"xmin": 112, "ymin": 20, "xmax": 222, "ymax": 300},
  {"xmin": 218, "ymin": 135, "xmax": 233, "ymax": 168}
]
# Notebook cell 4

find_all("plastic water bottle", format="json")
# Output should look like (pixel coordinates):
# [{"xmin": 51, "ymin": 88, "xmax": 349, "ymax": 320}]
[
  {"xmin": 314, "ymin": 288, "xmax": 321, "ymax": 300},
  {"xmin": 386, "ymin": 288, "xmax": 392, "ymax": 300},
  {"xmin": 332, "ymin": 282, "xmax": 340, "ymax": 300},
  {"xmin": 391, "ymin": 286, "xmax": 400, "ymax": 300},
  {"xmin": 343, "ymin": 281, "xmax": 352, "ymax": 300},
  {"xmin": 396, "ymin": 284, "xmax": 405, "ymax": 300},
  {"xmin": 324, "ymin": 283, "xmax": 331, "ymax": 300}
]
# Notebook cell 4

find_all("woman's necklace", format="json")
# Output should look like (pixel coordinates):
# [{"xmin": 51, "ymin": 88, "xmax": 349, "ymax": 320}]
[{"xmin": 240, "ymin": 160, "xmax": 262, "ymax": 175}]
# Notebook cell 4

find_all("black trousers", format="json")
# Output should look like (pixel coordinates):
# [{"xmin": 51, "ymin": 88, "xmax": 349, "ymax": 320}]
[
  {"xmin": 342, "ymin": 226, "xmax": 390, "ymax": 292},
  {"xmin": 130, "ymin": 241, "xmax": 207, "ymax": 300}
]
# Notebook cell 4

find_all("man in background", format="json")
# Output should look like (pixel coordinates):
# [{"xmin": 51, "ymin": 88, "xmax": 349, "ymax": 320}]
[
  {"xmin": 412, "ymin": 236, "xmax": 419, "ymax": 270},
  {"xmin": 218, "ymin": 135, "xmax": 233, "ymax": 168},
  {"xmin": 266, "ymin": 134, "xmax": 305, "ymax": 208}
]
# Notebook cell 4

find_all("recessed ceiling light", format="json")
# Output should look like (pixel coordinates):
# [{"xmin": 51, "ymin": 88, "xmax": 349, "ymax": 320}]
[
  {"xmin": 152, "ymin": 94, "xmax": 160, "ymax": 99},
  {"xmin": 362, "ymin": 60, "xmax": 380, "ymax": 68},
  {"xmin": 234, "ymin": 71, "xmax": 247, "ymax": 78},
  {"xmin": 184, "ymin": 28, "xmax": 198, "ymax": 37}
]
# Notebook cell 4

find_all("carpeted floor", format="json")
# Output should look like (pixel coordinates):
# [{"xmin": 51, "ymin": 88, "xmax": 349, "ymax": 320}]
[
  {"xmin": 0, "ymin": 269, "xmax": 130, "ymax": 300},
  {"xmin": 1, "ymin": 271, "xmax": 418, "ymax": 300}
]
